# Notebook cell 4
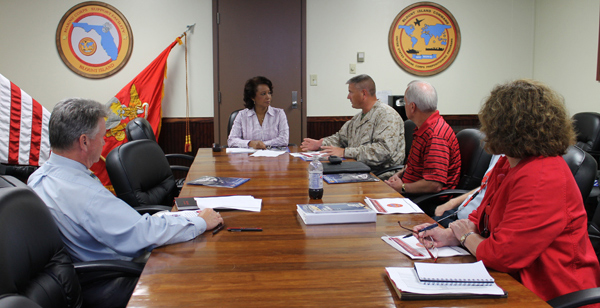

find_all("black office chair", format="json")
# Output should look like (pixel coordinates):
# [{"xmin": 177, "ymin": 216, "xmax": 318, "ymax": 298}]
[
  {"xmin": 411, "ymin": 128, "xmax": 492, "ymax": 216},
  {"xmin": 373, "ymin": 119, "xmax": 416, "ymax": 177},
  {"xmin": 0, "ymin": 295, "xmax": 42, "ymax": 308},
  {"xmin": 0, "ymin": 182, "xmax": 144, "ymax": 308},
  {"xmin": 106, "ymin": 139, "xmax": 177, "ymax": 213},
  {"xmin": 125, "ymin": 117, "xmax": 194, "ymax": 190},
  {"xmin": 572, "ymin": 112, "xmax": 600, "ymax": 221},
  {"xmin": 227, "ymin": 109, "xmax": 243, "ymax": 137},
  {"xmin": 563, "ymin": 145, "xmax": 597, "ymax": 202},
  {"xmin": 547, "ymin": 287, "xmax": 600, "ymax": 308}
]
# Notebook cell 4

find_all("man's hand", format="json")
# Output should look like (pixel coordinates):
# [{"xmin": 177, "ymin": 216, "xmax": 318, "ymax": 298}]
[
  {"xmin": 248, "ymin": 140, "xmax": 266, "ymax": 149},
  {"xmin": 384, "ymin": 174, "xmax": 404, "ymax": 193},
  {"xmin": 300, "ymin": 138, "xmax": 323, "ymax": 151},
  {"xmin": 320, "ymin": 146, "xmax": 345, "ymax": 158},
  {"xmin": 198, "ymin": 208, "xmax": 224, "ymax": 230}
]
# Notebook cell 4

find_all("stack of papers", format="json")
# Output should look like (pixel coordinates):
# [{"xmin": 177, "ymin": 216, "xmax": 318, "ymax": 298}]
[
  {"xmin": 250, "ymin": 150, "xmax": 287, "ymax": 157},
  {"xmin": 364, "ymin": 197, "xmax": 423, "ymax": 214},
  {"xmin": 226, "ymin": 148, "xmax": 257, "ymax": 154},
  {"xmin": 385, "ymin": 265, "xmax": 506, "ymax": 300},
  {"xmin": 382, "ymin": 235, "xmax": 469, "ymax": 259},
  {"xmin": 153, "ymin": 210, "xmax": 201, "ymax": 219},
  {"xmin": 193, "ymin": 195, "xmax": 262, "ymax": 212}
]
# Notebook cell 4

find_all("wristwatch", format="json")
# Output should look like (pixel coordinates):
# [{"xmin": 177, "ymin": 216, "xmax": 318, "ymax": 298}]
[
  {"xmin": 460, "ymin": 231, "xmax": 476, "ymax": 247},
  {"xmin": 401, "ymin": 183, "xmax": 406, "ymax": 193}
]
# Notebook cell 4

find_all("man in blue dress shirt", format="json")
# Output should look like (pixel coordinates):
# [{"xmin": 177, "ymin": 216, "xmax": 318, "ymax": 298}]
[{"xmin": 28, "ymin": 98, "xmax": 223, "ymax": 307}]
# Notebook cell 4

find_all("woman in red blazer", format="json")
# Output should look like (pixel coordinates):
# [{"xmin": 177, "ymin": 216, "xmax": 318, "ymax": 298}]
[{"xmin": 414, "ymin": 79, "xmax": 600, "ymax": 302}]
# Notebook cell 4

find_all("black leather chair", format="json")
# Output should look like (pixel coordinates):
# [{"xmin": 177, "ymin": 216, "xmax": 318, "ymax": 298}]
[
  {"xmin": 572, "ymin": 112, "xmax": 600, "ymax": 221},
  {"xmin": 547, "ymin": 287, "xmax": 600, "ymax": 308},
  {"xmin": 0, "ymin": 295, "xmax": 43, "ymax": 308},
  {"xmin": 125, "ymin": 117, "xmax": 194, "ymax": 190},
  {"xmin": 227, "ymin": 109, "xmax": 242, "ymax": 137},
  {"xmin": 573, "ymin": 112, "xmax": 600, "ymax": 161},
  {"xmin": 106, "ymin": 139, "xmax": 177, "ymax": 213},
  {"xmin": 373, "ymin": 119, "xmax": 416, "ymax": 177},
  {"xmin": 563, "ymin": 145, "xmax": 597, "ymax": 202},
  {"xmin": 410, "ymin": 128, "xmax": 492, "ymax": 216},
  {"xmin": 0, "ymin": 182, "xmax": 144, "ymax": 308}
]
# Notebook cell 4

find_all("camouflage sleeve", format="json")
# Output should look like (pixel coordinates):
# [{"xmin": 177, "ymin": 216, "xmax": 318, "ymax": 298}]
[
  {"xmin": 322, "ymin": 119, "xmax": 351, "ymax": 148},
  {"xmin": 344, "ymin": 107, "xmax": 405, "ymax": 169}
]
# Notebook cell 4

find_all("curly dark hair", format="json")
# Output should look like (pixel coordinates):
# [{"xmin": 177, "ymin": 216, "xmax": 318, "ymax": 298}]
[
  {"xmin": 479, "ymin": 79, "xmax": 575, "ymax": 158},
  {"xmin": 243, "ymin": 76, "xmax": 273, "ymax": 109}
]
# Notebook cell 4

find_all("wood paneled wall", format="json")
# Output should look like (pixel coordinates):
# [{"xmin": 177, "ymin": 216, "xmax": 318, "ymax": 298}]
[{"xmin": 157, "ymin": 114, "xmax": 480, "ymax": 155}]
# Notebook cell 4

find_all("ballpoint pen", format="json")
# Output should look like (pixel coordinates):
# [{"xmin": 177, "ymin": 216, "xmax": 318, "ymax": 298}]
[
  {"xmin": 227, "ymin": 227, "xmax": 263, "ymax": 232},
  {"xmin": 212, "ymin": 223, "xmax": 224, "ymax": 236},
  {"xmin": 401, "ymin": 211, "xmax": 456, "ymax": 238}
]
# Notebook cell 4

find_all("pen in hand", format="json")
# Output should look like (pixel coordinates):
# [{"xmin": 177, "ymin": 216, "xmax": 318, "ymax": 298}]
[{"xmin": 212, "ymin": 223, "xmax": 224, "ymax": 236}]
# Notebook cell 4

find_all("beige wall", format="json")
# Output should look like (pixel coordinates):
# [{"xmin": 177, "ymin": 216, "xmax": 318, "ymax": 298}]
[{"xmin": 0, "ymin": 0, "xmax": 598, "ymax": 118}]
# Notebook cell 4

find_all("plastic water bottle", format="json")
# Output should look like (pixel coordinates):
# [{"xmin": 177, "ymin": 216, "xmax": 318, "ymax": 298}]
[{"xmin": 308, "ymin": 155, "xmax": 323, "ymax": 199}]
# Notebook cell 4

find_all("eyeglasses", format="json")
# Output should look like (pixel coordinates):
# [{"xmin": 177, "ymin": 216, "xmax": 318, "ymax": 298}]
[{"xmin": 397, "ymin": 221, "xmax": 438, "ymax": 262}]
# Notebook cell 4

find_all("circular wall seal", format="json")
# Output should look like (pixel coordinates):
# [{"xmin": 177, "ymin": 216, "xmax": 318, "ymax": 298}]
[
  {"xmin": 388, "ymin": 2, "xmax": 461, "ymax": 76},
  {"xmin": 55, "ymin": 1, "xmax": 133, "ymax": 79}
]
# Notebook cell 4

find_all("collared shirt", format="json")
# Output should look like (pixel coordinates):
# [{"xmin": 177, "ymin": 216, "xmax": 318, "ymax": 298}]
[
  {"xmin": 401, "ymin": 110, "xmax": 461, "ymax": 189},
  {"xmin": 456, "ymin": 154, "xmax": 501, "ymax": 219},
  {"xmin": 27, "ymin": 153, "xmax": 207, "ymax": 262},
  {"xmin": 227, "ymin": 106, "xmax": 289, "ymax": 148},
  {"xmin": 322, "ymin": 101, "xmax": 405, "ymax": 179}
]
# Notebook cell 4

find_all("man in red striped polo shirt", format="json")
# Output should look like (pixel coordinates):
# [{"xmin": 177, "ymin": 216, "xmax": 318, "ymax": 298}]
[{"xmin": 385, "ymin": 81, "xmax": 461, "ymax": 210}]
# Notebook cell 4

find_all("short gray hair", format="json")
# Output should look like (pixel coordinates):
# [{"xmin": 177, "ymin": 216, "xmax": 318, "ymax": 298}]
[
  {"xmin": 405, "ymin": 80, "xmax": 437, "ymax": 112},
  {"xmin": 49, "ymin": 98, "xmax": 108, "ymax": 151},
  {"xmin": 347, "ymin": 74, "xmax": 376, "ymax": 97}
]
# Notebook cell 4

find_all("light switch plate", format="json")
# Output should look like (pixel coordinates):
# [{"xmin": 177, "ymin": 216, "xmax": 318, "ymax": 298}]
[
  {"xmin": 350, "ymin": 64, "xmax": 356, "ymax": 74},
  {"xmin": 310, "ymin": 74, "xmax": 317, "ymax": 86}
]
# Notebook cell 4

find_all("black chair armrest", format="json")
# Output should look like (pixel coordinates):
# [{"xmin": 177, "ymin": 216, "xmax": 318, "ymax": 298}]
[
  {"xmin": 410, "ymin": 189, "xmax": 472, "ymax": 205},
  {"xmin": 73, "ymin": 260, "xmax": 144, "ymax": 275},
  {"xmin": 73, "ymin": 260, "xmax": 145, "ymax": 286},
  {"xmin": 165, "ymin": 153, "xmax": 195, "ymax": 161},
  {"xmin": 170, "ymin": 165, "xmax": 190, "ymax": 172},
  {"xmin": 547, "ymin": 287, "xmax": 600, "ymax": 308},
  {"xmin": 373, "ymin": 165, "xmax": 404, "ymax": 177},
  {"xmin": 135, "ymin": 205, "xmax": 173, "ymax": 215}
]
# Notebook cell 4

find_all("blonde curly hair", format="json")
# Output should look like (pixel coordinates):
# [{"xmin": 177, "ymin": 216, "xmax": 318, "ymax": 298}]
[{"xmin": 479, "ymin": 79, "xmax": 575, "ymax": 158}]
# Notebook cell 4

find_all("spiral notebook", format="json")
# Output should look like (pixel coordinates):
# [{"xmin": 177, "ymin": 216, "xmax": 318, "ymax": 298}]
[{"xmin": 413, "ymin": 261, "xmax": 495, "ymax": 286}]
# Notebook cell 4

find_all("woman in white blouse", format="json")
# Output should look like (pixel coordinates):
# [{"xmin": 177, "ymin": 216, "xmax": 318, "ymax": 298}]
[{"xmin": 227, "ymin": 76, "xmax": 290, "ymax": 149}]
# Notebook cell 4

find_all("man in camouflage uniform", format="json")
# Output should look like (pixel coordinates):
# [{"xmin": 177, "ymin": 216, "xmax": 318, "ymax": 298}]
[{"xmin": 301, "ymin": 74, "xmax": 405, "ymax": 180}]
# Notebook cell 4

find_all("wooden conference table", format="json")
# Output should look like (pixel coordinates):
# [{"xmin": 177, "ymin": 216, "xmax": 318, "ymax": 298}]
[{"xmin": 127, "ymin": 148, "xmax": 549, "ymax": 307}]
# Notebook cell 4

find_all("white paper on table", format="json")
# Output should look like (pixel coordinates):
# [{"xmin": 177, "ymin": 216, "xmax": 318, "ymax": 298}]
[
  {"xmin": 364, "ymin": 197, "xmax": 424, "ymax": 214},
  {"xmin": 226, "ymin": 148, "xmax": 257, "ymax": 154},
  {"xmin": 385, "ymin": 267, "xmax": 505, "ymax": 295},
  {"xmin": 250, "ymin": 150, "xmax": 286, "ymax": 157},
  {"xmin": 381, "ymin": 235, "xmax": 469, "ymax": 260},
  {"xmin": 193, "ymin": 195, "xmax": 262, "ymax": 212}
]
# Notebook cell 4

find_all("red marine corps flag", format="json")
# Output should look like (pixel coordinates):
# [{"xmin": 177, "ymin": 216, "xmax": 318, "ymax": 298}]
[
  {"xmin": 90, "ymin": 39, "xmax": 179, "ymax": 191},
  {"xmin": 0, "ymin": 73, "xmax": 51, "ymax": 167}
]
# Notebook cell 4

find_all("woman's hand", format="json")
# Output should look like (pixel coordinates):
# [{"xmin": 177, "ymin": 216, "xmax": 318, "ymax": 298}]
[
  {"xmin": 248, "ymin": 140, "xmax": 266, "ymax": 149},
  {"xmin": 413, "ymin": 223, "xmax": 460, "ymax": 248},
  {"xmin": 448, "ymin": 219, "xmax": 477, "ymax": 240}
]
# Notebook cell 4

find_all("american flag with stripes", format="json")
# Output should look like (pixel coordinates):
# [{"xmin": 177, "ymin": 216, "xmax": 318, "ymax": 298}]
[{"xmin": 0, "ymin": 73, "xmax": 50, "ymax": 167}]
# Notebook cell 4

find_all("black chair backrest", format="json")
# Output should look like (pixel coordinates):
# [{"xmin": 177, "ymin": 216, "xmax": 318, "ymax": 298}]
[
  {"xmin": 0, "ymin": 186, "xmax": 82, "ymax": 308},
  {"xmin": 455, "ymin": 129, "xmax": 493, "ymax": 190},
  {"xmin": 227, "ymin": 109, "xmax": 242, "ymax": 137},
  {"xmin": 125, "ymin": 117, "xmax": 157, "ymax": 142},
  {"xmin": 0, "ymin": 295, "xmax": 43, "ymax": 308},
  {"xmin": 563, "ymin": 145, "xmax": 597, "ymax": 202},
  {"xmin": 589, "ymin": 207, "xmax": 600, "ymax": 262},
  {"xmin": 573, "ymin": 112, "xmax": 600, "ymax": 153},
  {"xmin": 403, "ymin": 120, "xmax": 416, "ymax": 165},
  {"xmin": 106, "ymin": 139, "xmax": 177, "ymax": 208}
]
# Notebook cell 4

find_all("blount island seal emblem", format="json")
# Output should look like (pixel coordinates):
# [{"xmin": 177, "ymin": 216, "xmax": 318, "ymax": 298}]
[
  {"xmin": 388, "ymin": 2, "xmax": 461, "ymax": 76},
  {"xmin": 55, "ymin": 1, "xmax": 133, "ymax": 79}
]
